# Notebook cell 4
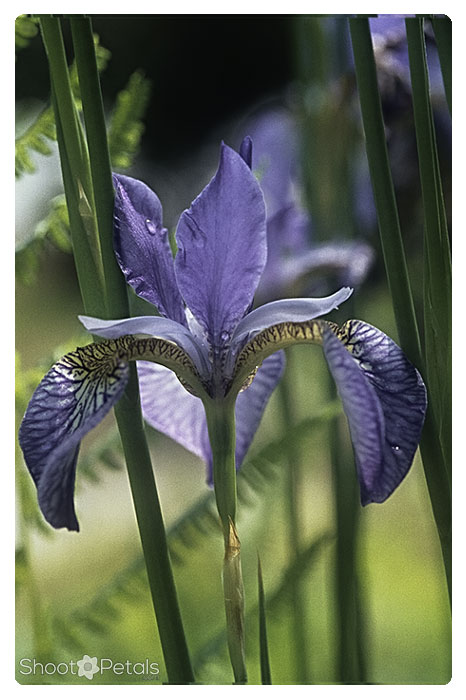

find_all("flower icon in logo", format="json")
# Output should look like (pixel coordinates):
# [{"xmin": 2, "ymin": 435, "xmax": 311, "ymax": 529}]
[{"xmin": 76, "ymin": 654, "xmax": 99, "ymax": 680}]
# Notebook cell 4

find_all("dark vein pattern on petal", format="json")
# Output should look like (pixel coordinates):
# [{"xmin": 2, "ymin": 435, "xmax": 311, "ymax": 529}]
[
  {"xmin": 19, "ymin": 342, "xmax": 130, "ymax": 530},
  {"xmin": 324, "ymin": 321, "xmax": 427, "ymax": 504}
]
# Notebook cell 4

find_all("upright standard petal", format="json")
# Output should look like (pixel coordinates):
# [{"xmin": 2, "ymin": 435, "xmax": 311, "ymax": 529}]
[
  {"xmin": 113, "ymin": 174, "xmax": 187, "ymax": 325},
  {"xmin": 19, "ymin": 342, "xmax": 130, "ymax": 530},
  {"xmin": 175, "ymin": 143, "xmax": 267, "ymax": 348},
  {"xmin": 322, "ymin": 321, "xmax": 427, "ymax": 504}
]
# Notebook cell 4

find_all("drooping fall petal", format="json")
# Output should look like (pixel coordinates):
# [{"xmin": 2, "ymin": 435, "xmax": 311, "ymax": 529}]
[
  {"xmin": 323, "ymin": 321, "xmax": 427, "ymax": 503},
  {"xmin": 19, "ymin": 342, "xmax": 130, "ymax": 530}
]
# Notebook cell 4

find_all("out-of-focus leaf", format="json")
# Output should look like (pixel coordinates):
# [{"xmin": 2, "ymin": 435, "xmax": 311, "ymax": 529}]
[
  {"xmin": 15, "ymin": 14, "xmax": 39, "ymax": 54},
  {"xmin": 108, "ymin": 71, "xmax": 151, "ymax": 170}
]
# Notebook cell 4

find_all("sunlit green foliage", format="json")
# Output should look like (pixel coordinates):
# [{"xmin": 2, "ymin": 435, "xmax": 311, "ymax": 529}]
[
  {"xmin": 15, "ymin": 37, "xmax": 151, "ymax": 283},
  {"xmin": 108, "ymin": 71, "xmax": 151, "ymax": 170},
  {"xmin": 15, "ymin": 15, "xmax": 39, "ymax": 55}
]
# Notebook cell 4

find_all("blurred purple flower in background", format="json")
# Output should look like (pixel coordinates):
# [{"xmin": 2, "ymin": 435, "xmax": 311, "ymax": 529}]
[{"xmin": 240, "ymin": 108, "xmax": 374, "ymax": 302}]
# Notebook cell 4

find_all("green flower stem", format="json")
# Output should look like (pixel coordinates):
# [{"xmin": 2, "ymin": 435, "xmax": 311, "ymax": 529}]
[
  {"xmin": 52, "ymin": 90, "xmax": 105, "ymax": 316},
  {"xmin": 431, "ymin": 15, "xmax": 452, "ymax": 114},
  {"xmin": 41, "ymin": 14, "xmax": 195, "ymax": 683},
  {"xmin": 114, "ymin": 367, "xmax": 195, "ymax": 684},
  {"xmin": 203, "ymin": 397, "xmax": 247, "ymax": 684},
  {"xmin": 39, "ymin": 17, "xmax": 90, "ymax": 195},
  {"xmin": 69, "ymin": 16, "xmax": 129, "ymax": 317},
  {"xmin": 349, "ymin": 17, "xmax": 451, "ymax": 606},
  {"xmin": 40, "ymin": 16, "xmax": 105, "ymax": 316},
  {"xmin": 278, "ymin": 355, "xmax": 311, "ymax": 683},
  {"xmin": 329, "ymin": 406, "xmax": 361, "ymax": 683},
  {"xmin": 329, "ymin": 299, "xmax": 367, "ymax": 684}
]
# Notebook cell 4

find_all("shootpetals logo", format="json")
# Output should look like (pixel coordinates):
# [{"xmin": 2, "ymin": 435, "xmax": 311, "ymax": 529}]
[
  {"xmin": 77, "ymin": 655, "xmax": 100, "ymax": 680},
  {"xmin": 18, "ymin": 655, "xmax": 160, "ymax": 681}
]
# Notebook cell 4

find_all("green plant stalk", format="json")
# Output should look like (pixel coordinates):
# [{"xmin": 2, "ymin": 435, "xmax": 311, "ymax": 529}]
[
  {"xmin": 294, "ymin": 16, "xmax": 354, "ymax": 241},
  {"xmin": 349, "ymin": 17, "xmax": 451, "ymax": 605},
  {"xmin": 327, "ymin": 297, "xmax": 364, "ymax": 684},
  {"xmin": 431, "ymin": 15, "xmax": 452, "ymax": 114},
  {"xmin": 41, "ymin": 15, "xmax": 195, "ymax": 683},
  {"xmin": 348, "ymin": 18, "xmax": 422, "ymax": 370},
  {"xmin": 405, "ymin": 17, "xmax": 452, "ymax": 477},
  {"xmin": 41, "ymin": 17, "xmax": 105, "ymax": 316},
  {"xmin": 70, "ymin": 16, "xmax": 129, "ymax": 317},
  {"xmin": 327, "ymin": 209, "xmax": 367, "ymax": 682},
  {"xmin": 52, "ymin": 91, "xmax": 106, "ymax": 316},
  {"xmin": 257, "ymin": 556, "xmax": 272, "ymax": 684},
  {"xmin": 114, "ymin": 371, "xmax": 195, "ymax": 683},
  {"xmin": 204, "ymin": 397, "xmax": 247, "ymax": 684},
  {"xmin": 278, "ymin": 356, "xmax": 311, "ymax": 683},
  {"xmin": 39, "ymin": 17, "xmax": 95, "ymax": 207},
  {"xmin": 329, "ymin": 408, "xmax": 361, "ymax": 683}
]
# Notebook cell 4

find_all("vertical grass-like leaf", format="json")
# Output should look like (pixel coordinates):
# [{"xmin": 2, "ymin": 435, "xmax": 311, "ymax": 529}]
[
  {"xmin": 349, "ymin": 17, "xmax": 451, "ymax": 604},
  {"xmin": 348, "ymin": 18, "xmax": 422, "ymax": 369},
  {"xmin": 40, "ymin": 16, "xmax": 105, "ymax": 317},
  {"xmin": 278, "ymin": 358, "xmax": 311, "ymax": 683},
  {"xmin": 257, "ymin": 556, "xmax": 272, "ymax": 685},
  {"xmin": 40, "ymin": 14, "xmax": 195, "ymax": 683},
  {"xmin": 431, "ymin": 15, "xmax": 452, "ymax": 114},
  {"xmin": 405, "ymin": 16, "xmax": 452, "ymax": 477}
]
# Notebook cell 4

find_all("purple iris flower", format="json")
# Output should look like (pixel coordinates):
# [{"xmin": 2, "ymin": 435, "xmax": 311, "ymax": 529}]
[
  {"xmin": 19, "ymin": 141, "xmax": 427, "ymax": 531},
  {"xmin": 240, "ymin": 108, "xmax": 374, "ymax": 302},
  {"xmin": 369, "ymin": 15, "xmax": 445, "ymax": 99}
]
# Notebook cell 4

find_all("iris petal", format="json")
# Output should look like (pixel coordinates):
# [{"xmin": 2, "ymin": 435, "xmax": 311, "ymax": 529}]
[
  {"xmin": 290, "ymin": 242, "xmax": 374, "ymax": 290},
  {"xmin": 18, "ymin": 342, "xmax": 130, "ymax": 530},
  {"xmin": 137, "ymin": 361, "xmax": 211, "ymax": 464},
  {"xmin": 246, "ymin": 107, "xmax": 297, "ymax": 216},
  {"xmin": 323, "ymin": 321, "xmax": 427, "ymax": 504},
  {"xmin": 175, "ymin": 143, "xmax": 267, "ymax": 349},
  {"xmin": 227, "ymin": 288, "xmax": 352, "ymax": 373},
  {"xmin": 79, "ymin": 314, "xmax": 210, "ymax": 381},
  {"xmin": 113, "ymin": 174, "xmax": 187, "ymax": 325},
  {"xmin": 138, "ymin": 352, "xmax": 284, "ymax": 484}
]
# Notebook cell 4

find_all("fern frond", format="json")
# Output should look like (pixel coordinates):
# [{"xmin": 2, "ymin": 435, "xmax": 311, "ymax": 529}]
[
  {"xmin": 77, "ymin": 425, "xmax": 123, "ymax": 485},
  {"xmin": 15, "ymin": 15, "xmax": 39, "ymax": 54},
  {"xmin": 34, "ymin": 194, "xmax": 73, "ymax": 252},
  {"xmin": 69, "ymin": 34, "xmax": 111, "ymax": 109},
  {"xmin": 15, "ymin": 105, "xmax": 56, "ymax": 177},
  {"xmin": 15, "ymin": 34, "xmax": 110, "ymax": 179},
  {"xmin": 108, "ymin": 71, "xmax": 151, "ymax": 170},
  {"xmin": 16, "ymin": 194, "xmax": 73, "ymax": 284}
]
